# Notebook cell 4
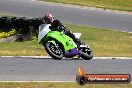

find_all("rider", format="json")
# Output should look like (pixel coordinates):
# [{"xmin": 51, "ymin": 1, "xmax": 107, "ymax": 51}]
[{"xmin": 43, "ymin": 13, "xmax": 83, "ymax": 47}]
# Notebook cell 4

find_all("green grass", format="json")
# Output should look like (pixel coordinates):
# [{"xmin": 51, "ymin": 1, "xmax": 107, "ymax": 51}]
[
  {"xmin": 0, "ymin": 82, "xmax": 132, "ymax": 88},
  {"xmin": 41, "ymin": 0, "xmax": 132, "ymax": 12},
  {"xmin": 66, "ymin": 24, "xmax": 132, "ymax": 57},
  {"xmin": 0, "ymin": 13, "xmax": 15, "ymax": 17},
  {"xmin": 0, "ymin": 24, "xmax": 132, "ymax": 57},
  {"xmin": 0, "ymin": 41, "xmax": 46, "ymax": 56}
]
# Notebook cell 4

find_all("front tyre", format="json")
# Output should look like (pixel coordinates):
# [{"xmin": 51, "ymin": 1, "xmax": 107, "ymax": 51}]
[{"xmin": 44, "ymin": 42, "xmax": 63, "ymax": 60}]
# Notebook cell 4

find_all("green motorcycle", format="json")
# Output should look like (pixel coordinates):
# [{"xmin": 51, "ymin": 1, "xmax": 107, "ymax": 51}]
[{"xmin": 38, "ymin": 24, "xmax": 93, "ymax": 60}]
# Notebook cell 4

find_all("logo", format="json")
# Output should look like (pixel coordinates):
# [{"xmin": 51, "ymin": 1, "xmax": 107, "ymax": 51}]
[{"xmin": 76, "ymin": 67, "xmax": 131, "ymax": 85}]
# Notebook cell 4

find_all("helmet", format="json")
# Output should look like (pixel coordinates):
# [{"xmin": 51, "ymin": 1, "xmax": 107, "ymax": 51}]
[{"xmin": 43, "ymin": 13, "xmax": 54, "ymax": 24}]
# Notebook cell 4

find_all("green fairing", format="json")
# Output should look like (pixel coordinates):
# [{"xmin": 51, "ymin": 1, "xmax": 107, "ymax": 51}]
[{"xmin": 41, "ymin": 31, "xmax": 75, "ymax": 51}]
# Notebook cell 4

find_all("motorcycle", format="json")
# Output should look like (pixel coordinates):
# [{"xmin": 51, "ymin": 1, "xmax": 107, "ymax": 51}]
[{"xmin": 38, "ymin": 24, "xmax": 93, "ymax": 60}]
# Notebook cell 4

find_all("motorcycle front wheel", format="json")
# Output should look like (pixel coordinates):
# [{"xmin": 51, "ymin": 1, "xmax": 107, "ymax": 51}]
[{"xmin": 44, "ymin": 42, "xmax": 63, "ymax": 60}]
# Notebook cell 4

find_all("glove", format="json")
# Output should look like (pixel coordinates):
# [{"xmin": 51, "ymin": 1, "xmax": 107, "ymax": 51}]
[{"xmin": 58, "ymin": 25, "xmax": 66, "ymax": 31}]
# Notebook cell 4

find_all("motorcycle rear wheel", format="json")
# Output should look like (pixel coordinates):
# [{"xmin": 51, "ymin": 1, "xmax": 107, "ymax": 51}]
[{"xmin": 81, "ymin": 48, "xmax": 93, "ymax": 60}]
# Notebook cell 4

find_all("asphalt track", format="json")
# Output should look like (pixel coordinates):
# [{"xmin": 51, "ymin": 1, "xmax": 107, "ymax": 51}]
[
  {"xmin": 0, "ymin": 0, "xmax": 132, "ymax": 32},
  {"xmin": 0, "ymin": 57, "xmax": 132, "ymax": 81}
]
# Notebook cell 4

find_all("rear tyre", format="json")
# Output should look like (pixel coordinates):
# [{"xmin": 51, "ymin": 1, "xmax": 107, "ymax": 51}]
[
  {"xmin": 81, "ymin": 48, "xmax": 93, "ymax": 60},
  {"xmin": 44, "ymin": 42, "xmax": 63, "ymax": 60}
]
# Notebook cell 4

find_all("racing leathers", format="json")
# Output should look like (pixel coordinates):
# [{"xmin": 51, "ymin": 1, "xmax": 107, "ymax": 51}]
[{"xmin": 49, "ymin": 19, "xmax": 82, "ymax": 46}]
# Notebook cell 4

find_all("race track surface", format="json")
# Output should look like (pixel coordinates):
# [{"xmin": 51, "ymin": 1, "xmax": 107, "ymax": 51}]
[{"xmin": 0, "ymin": 57, "xmax": 132, "ymax": 81}]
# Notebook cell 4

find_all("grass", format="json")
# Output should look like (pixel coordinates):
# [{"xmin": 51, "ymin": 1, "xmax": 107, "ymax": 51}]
[
  {"xmin": 41, "ymin": 0, "xmax": 132, "ymax": 12},
  {"xmin": 0, "ymin": 24, "xmax": 132, "ymax": 57},
  {"xmin": 0, "ymin": 13, "xmax": 16, "ymax": 17},
  {"xmin": 0, "ymin": 40, "xmax": 46, "ymax": 56},
  {"xmin": 66, "ymin": 24, "xmax": 132, "ymax": 57},
  {"xmin": 0, "ymin": 82, "xmax": 132, "ymax": 88}
]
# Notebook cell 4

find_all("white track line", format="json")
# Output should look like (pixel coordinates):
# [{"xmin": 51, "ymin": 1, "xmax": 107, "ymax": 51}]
[{"xmin": 0, "ymin": 56, "xmax": 131, "ymax": 59}]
